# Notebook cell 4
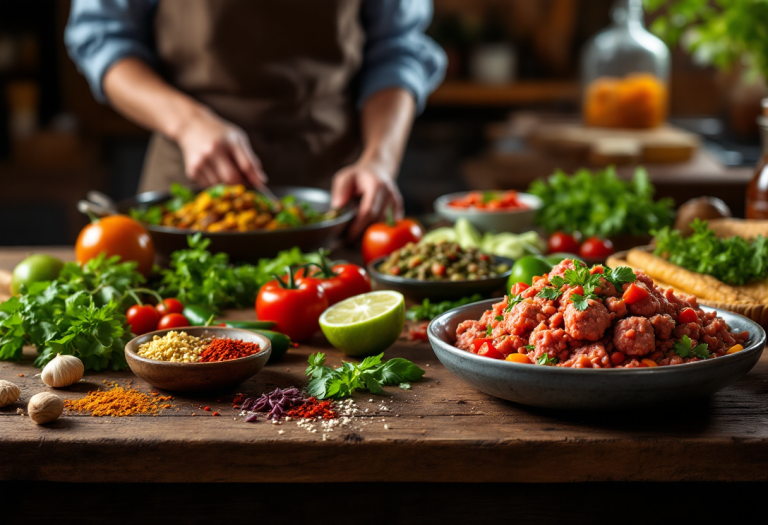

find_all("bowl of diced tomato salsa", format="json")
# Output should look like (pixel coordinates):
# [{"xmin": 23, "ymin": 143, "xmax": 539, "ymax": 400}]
[{"xmin": 435, "ymin": 191, "xmax": 542, "ymax": 233}]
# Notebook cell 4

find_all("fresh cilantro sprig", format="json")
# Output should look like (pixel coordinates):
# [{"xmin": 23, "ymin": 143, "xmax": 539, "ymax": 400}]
[
  {"xmin": 569, "ymin": 293, "xmax": 597, "ymax": 312},
  {"xmin": 537, "ymin": 354, "xmax": 559, "ymax": 366},
  {"xmin": 157, "ymin": 234, "xmax": 314, "ymax": 313},
  {"xmin": 505, "ymin": 293, "xmax": 526, "ymax": 312},
  {"xmin": 602, "ymin": 266, "xmax": 637, "ymax": 291},
  {"xmin": 305, "ymin": 353, "xmax": 426, "ymax": 400},
  {"xmin": 674, "ymin": 335, "xmax": 710, "ymax": 360},
  {"xmin": 406, "ymin": 294, "xmax": 483, "ymax": 321},
  {"xmin": 524, "ymin": 344, "xmax": 535, "ymax": 350},
  {"xmin": 536, "ymin": 287, "xmax": 563, "ymax": 301},
  {"xmin": 486, "ymin": 324, "xmax": 493, "ymax": 337}
]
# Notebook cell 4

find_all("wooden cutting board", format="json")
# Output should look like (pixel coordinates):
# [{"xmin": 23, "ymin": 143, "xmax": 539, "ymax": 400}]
[{"xmin": 526, "ymin": 122, "xmax": 700, "ymax": 165}]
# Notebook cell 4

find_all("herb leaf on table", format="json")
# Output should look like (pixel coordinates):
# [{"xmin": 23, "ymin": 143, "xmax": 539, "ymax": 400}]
[
  {"xmin": 305, "ymin": 352, "xmax": 425, "ymax": 400},
  {"xmin": 406, "ymin": 294, "xmax": 483, "ymax": 322}
]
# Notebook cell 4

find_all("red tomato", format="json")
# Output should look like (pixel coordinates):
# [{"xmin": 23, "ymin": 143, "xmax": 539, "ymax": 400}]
[
  {"xmin": 590, "ymin": 265, "xmax": 604, "ymax": 275},
  {"xmin": 158, "ymin": 313, "xmax": 190, "ymax": 330},
  {"xmin": 126, "ymin": 304, "xmax": 160, "ymax": 335},
  {"xmin": 622, "ymin": 283, "xmax": 649, "ymax": 305},
  {"xmin": 299, "ymin": 253, "xmax": 371, "ymax": 305},
  {"xmin": 76, "ymin": 215, "xmax": 155, "ymax": 277},
  {"xmin": 579, "ymin": 237, "xmax": 615, "ymax": 259},
  {"xmin": 361, "ymin": 214, "xmax": 423, "ymax": 264},
  {"xmin": 156, "ymin": 298, "xmax": 184, "ymax": 317},
  {"xmin": 678, "ymin": 307, "xmax": 698, "ymax": 324},
  {"xmin": 571, "ymin": 285, "xmax": 584, "ymax": 297},
  {"xmin": 547, "ymin": 232, "xmax": 580, "ymax": 255},
  {"xmin": 256, "ymin": 269, "xmax": 328, "ymax": 342}
]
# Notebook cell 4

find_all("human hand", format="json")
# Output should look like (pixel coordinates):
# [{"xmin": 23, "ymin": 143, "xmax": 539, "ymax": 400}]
[
  {"xmin": 331, "ymin": 159, "xmax": 404, "ymax": 240},
  {"xmin": 176, "ymin": 108, "xmax": 267, "ymax": 188}
]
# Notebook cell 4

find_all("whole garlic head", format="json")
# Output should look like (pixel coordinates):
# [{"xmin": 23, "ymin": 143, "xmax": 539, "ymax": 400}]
[
  {"xmin": 0, "ymin": 380, "xmax": 21, "ymax": 407},
  {"xmin": 41, "ymin": 354, "xmax": 84, "ymax": 388},
  {"xmin": 28, "ymin": 392, "xmax": 63, "ymax": 424}
]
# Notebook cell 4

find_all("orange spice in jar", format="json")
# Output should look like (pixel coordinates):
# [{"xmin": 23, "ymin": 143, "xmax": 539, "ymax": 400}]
[{"xmin": 584, "ymin": 73, "xmax": 667, "ymax": 129}]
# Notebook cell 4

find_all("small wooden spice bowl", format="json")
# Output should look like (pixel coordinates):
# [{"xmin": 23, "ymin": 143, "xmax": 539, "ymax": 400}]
[{"xmin": 125, "ymin": 327, "xmax": 272, "ymax": 392}]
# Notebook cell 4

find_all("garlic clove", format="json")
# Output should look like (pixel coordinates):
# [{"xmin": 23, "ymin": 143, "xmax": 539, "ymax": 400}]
[
  {"xmin": 41, "ymin": 354, "xmax": 84, "ymax": 388},
  {"xmin": 0, "ymin": 380, "xmax": 21, "ymax": 407},
  {"xmin": 28, "ymin": 392, "xmax": 63, "ymax": 424}
]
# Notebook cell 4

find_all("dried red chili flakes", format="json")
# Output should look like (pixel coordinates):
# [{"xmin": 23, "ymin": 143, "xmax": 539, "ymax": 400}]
[
  {"xmin": 285, "ymin": 397, "xmax": 337, "ymax": 420},
  {"xmin": 200, "ymin": 338, "xmax": 260, "ymax": 362}
]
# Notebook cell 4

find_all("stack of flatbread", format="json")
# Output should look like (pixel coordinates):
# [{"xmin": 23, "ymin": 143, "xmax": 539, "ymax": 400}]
[{"xmin": 606, "ymin": 218, "xmax": 768, "ymax": 327}]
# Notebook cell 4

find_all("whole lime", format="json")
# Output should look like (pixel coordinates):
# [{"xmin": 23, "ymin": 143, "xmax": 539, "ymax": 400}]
[
  {"xmin": 507, "ymin": 255, "xmax": 553, "ymax": 290},
  {"xmin": 11, "ymin": 254, "xmax": 65, "ymax": 294}
]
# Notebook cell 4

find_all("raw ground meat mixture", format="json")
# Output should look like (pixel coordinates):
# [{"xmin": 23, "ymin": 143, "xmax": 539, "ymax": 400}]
[{"xmin": 455, "ymin": 260, "xmax": 750, "ymax": 368}]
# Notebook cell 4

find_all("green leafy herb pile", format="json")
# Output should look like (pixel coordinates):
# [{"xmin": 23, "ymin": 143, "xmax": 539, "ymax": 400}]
[
  {"xmin": 157, "ymin": 233, "xmax": 314, "ymax": 313},
  {"xmin": 305, "ymin": 352, "xmax": 425, "ymax": 400},
  {"xmin": 406, "ymin": 294, "xmax": 483, "ymax": 321},
  {"xmin": 528, "ymin": 167, "xmax": 674, "ymax": 237},
  {"xmin": 0, "ymin": 254, "xmax": 144, "ymax": 370},
  {"xmin": 653, "ymin": 219, "xmax": 768, "ymax": 286}
]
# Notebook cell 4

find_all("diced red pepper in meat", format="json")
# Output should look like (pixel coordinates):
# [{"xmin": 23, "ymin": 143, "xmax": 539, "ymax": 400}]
[
  {"xmin": 571, "ymin": 285, "xmax": 584, "ymax": 296},
  {"xmin": 477, "ymin": 342, "xmax": 503, "ymax": 360},
  {"xmin": 678, "ymin": 307, "xmax": 698, "ymax": 324},
  {"xmin": 472, "ymin": 338, "xmax": 494, "ymax": 353},
  {"xmin": 622, "ymin": 283, "xmax": 649, "ymax": 305},
  {"xmin": 590, "ymin": 265, "xmax": 604, "ymax": 275},
  {"xmin": 511, "ymin": 282, "xmax": 530, "ymax": 295}
]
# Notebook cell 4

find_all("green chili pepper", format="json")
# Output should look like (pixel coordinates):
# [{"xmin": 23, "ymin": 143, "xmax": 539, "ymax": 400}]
[
  {"xmin": 183, "ymin": 305, "xmax": 218, "ymax": 326},
  {"xmin": 219, "ymin": 320, "xmax": 277, "ymax": 330},
  {"xmin": 249, "ymin": 329, "xmax": 292, "ymax": 363}
]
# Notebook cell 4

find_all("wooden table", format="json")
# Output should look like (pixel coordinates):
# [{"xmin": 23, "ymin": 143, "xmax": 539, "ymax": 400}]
[{"xmin": 2, "ymin": 247, "xmax": 767, "ymax": 523}]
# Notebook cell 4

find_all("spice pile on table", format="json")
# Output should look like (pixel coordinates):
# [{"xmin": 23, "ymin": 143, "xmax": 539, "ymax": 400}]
[
  {"xmin": 136, "ymin": 331, "xmax": 260, "ymax": 363},
  {"xmin": 64, "ymin": 382, "xmax": 174, "ymax": 417}
]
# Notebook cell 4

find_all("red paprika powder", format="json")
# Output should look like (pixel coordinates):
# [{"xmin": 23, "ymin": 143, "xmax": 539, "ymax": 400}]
[{"xmin": 200, "ymin": 338, "xmax": 260, "ymax": 362}]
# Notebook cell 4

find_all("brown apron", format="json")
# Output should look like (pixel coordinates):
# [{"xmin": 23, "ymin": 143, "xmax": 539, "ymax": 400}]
[{"xmin": 139, "ymin": 0, "xmax": 364, "ymax": 193}]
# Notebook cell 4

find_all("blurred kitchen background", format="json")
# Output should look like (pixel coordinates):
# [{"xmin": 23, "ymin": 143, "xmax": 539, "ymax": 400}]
[{"xmin": 0, "ymin": 0, "xmax": 762, "ymax": 245}]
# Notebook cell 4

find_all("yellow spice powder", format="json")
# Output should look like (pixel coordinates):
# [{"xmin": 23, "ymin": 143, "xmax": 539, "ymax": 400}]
[{"xmin": 64, "ymin": 383, "xmax": 173, "ymax": 417}]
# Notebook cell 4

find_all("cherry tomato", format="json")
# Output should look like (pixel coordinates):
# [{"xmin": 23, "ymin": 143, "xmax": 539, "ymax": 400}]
[
  {"xmin": 622, "ymin": 283, "xmax": 649, "ymax": 305},
  {"xmin": 362, "ymin": 211, "xmax": 423, "ymax": 264},
  {"xmin": 157, "ymin": 298, "xmax": 184, "ymax": 317},
  {"xmin": 678, "ymin": 307, "xmax": 698, "ymax": 324},
  {"xmin": 547, "ymin": 232, "xmax": 580, "ymax": 255},
  {"xmin": 256, "ymin": 267, "xmax": 328, "ymax": 342},
  {"xmin": 298, "ymin": 252, "xmax": 371, "ymax": 305},
  {"xmin": 158, "ymin": 313, "xmax": 190, "ymax": 330},
  {"xmin": 126, "ymin": 304, "xmax": 160, "ymax": 335},
  {"xmin": 76, "ymin": 215, "xmax": 155, "ymax": 277},
  {"xmin": 579, "ymin": 237, "xmax": 615, "ymax": 259}
]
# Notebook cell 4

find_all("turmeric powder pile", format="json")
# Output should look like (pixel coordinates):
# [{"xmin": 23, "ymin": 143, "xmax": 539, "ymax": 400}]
[{"xmin": 64, "ymin": 382, "xmax": 174, "ymax": 417}]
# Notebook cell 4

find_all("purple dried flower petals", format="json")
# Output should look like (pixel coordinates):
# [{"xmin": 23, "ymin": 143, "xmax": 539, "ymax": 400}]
[
  {"xmin": 244, "ymin": 413, "xmax": 259, "ymax": 423},
  {"xmin": 240, "ymin": 387, "xmax": 307, "ymax": 421}
]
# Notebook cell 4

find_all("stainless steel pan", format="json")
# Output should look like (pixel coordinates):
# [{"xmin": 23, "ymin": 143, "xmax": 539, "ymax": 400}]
[{"xmin": 79, "ymin": 187, "xmax": 356, "ymax": 264}]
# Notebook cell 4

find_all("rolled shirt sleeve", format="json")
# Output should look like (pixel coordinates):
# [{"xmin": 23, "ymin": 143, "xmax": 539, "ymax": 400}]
[
  {"xmin": 358, "ymin": 0, "xmax": 447, "ymax": 113},
  {"xmin": 65, "ymin": 0, "xmax": 158, "ymax": 102}
]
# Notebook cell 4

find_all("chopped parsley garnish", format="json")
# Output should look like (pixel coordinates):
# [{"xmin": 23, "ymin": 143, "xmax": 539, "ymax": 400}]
[
  {"xmin": 537, "ymin": 354, "xmax": 559, "ymax": 366},
  {"xmin": 524, "ymin": 345, "xmax": 535, "ymax": 351},
  {"xmin": 505, "ymin": 293, "xmax": 526, "ymax": 312},
  {"xmin": 536, "ymin": 287, "xmax": 563, "ymax": 300},
  {"xmin": 494, "ymin": 315, "xmax": 504, "ymax": 322},
  {"xmin": 486, "ymin": 324, "xmax": 493, "ymax": 337},
  {"xmin": 602, "ymin": 266, "xmax": 637, "ymax": 291},
  {"xmin": 673, "ymin": 335, "xmax": 710, "ymax": 359}
]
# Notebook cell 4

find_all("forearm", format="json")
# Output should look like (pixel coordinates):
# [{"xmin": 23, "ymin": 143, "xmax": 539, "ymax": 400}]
[
  {"xmin": 358, "ymin": 87, "xmax": 416, "ymax": 178},
  {"xmin": 102, "ymin": 57, "xmax": 206, "ymax": 141}
]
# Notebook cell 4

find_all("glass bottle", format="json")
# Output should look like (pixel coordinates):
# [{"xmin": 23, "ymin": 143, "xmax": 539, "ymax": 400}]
[
  {"xmin": 581, "ymin": 0, "xmax": 670, "ymax": 128},
  {"xmin": 746, "ymin": 100, "xmax": 768, "ymax": 219}
]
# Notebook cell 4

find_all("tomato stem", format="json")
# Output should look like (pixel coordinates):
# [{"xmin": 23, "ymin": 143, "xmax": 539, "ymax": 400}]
[
  {"xmin": 272, "ymin": 265, "xmax": 298, "ymax": 289},
  {"xmin": 305, "ymin": 249, "xmax": 338, "ymax": 278},
  {"xmin": 385, "ymin": 206, "xmax": 395, "ymax": 227}
]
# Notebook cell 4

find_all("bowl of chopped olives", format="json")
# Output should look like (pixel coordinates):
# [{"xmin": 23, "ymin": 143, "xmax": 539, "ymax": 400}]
[{"xmin": 368, "ymin": 242, "xmax": 513, "ymax": 300}]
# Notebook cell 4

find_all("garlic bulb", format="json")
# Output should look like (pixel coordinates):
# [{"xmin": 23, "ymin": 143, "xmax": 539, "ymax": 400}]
[
  {"xmin": 41, "ymin": 354, "xmax": 84, "ymax": 388},
  {"xmin": 0, "ymin": 380, "xmax": 20, "ymax": 407},
  {"xmin": 28, "ymin": 392, "xmax": 63, "ymax": 424}
]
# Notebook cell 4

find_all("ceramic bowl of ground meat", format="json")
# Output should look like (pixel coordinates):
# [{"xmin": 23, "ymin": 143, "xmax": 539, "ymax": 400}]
[{"xmin": 427, "ymin": 259, "xmax": 765, "ymax": 409}]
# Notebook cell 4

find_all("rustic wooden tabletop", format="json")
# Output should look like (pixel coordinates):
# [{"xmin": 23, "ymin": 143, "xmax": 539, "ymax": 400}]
[{"xmin": 1, "ymin": 247, "xmax": 767, "ymax": 485}]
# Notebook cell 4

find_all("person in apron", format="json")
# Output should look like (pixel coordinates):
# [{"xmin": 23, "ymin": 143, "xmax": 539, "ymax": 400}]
[{"xmin": 65, "ymin": 0, "xmax": 445, "ymax": 238}]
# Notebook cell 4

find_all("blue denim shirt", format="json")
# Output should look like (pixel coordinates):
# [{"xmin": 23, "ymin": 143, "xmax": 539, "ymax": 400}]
[{"xmin": 65, "ymin": 0, "xmax": 446, "ymax": 113}]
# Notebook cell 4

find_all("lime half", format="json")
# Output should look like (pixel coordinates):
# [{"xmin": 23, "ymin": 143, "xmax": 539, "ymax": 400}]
[{"xmin": 319, "ymin": 291, "xmax": 406, "ymax": 356}]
